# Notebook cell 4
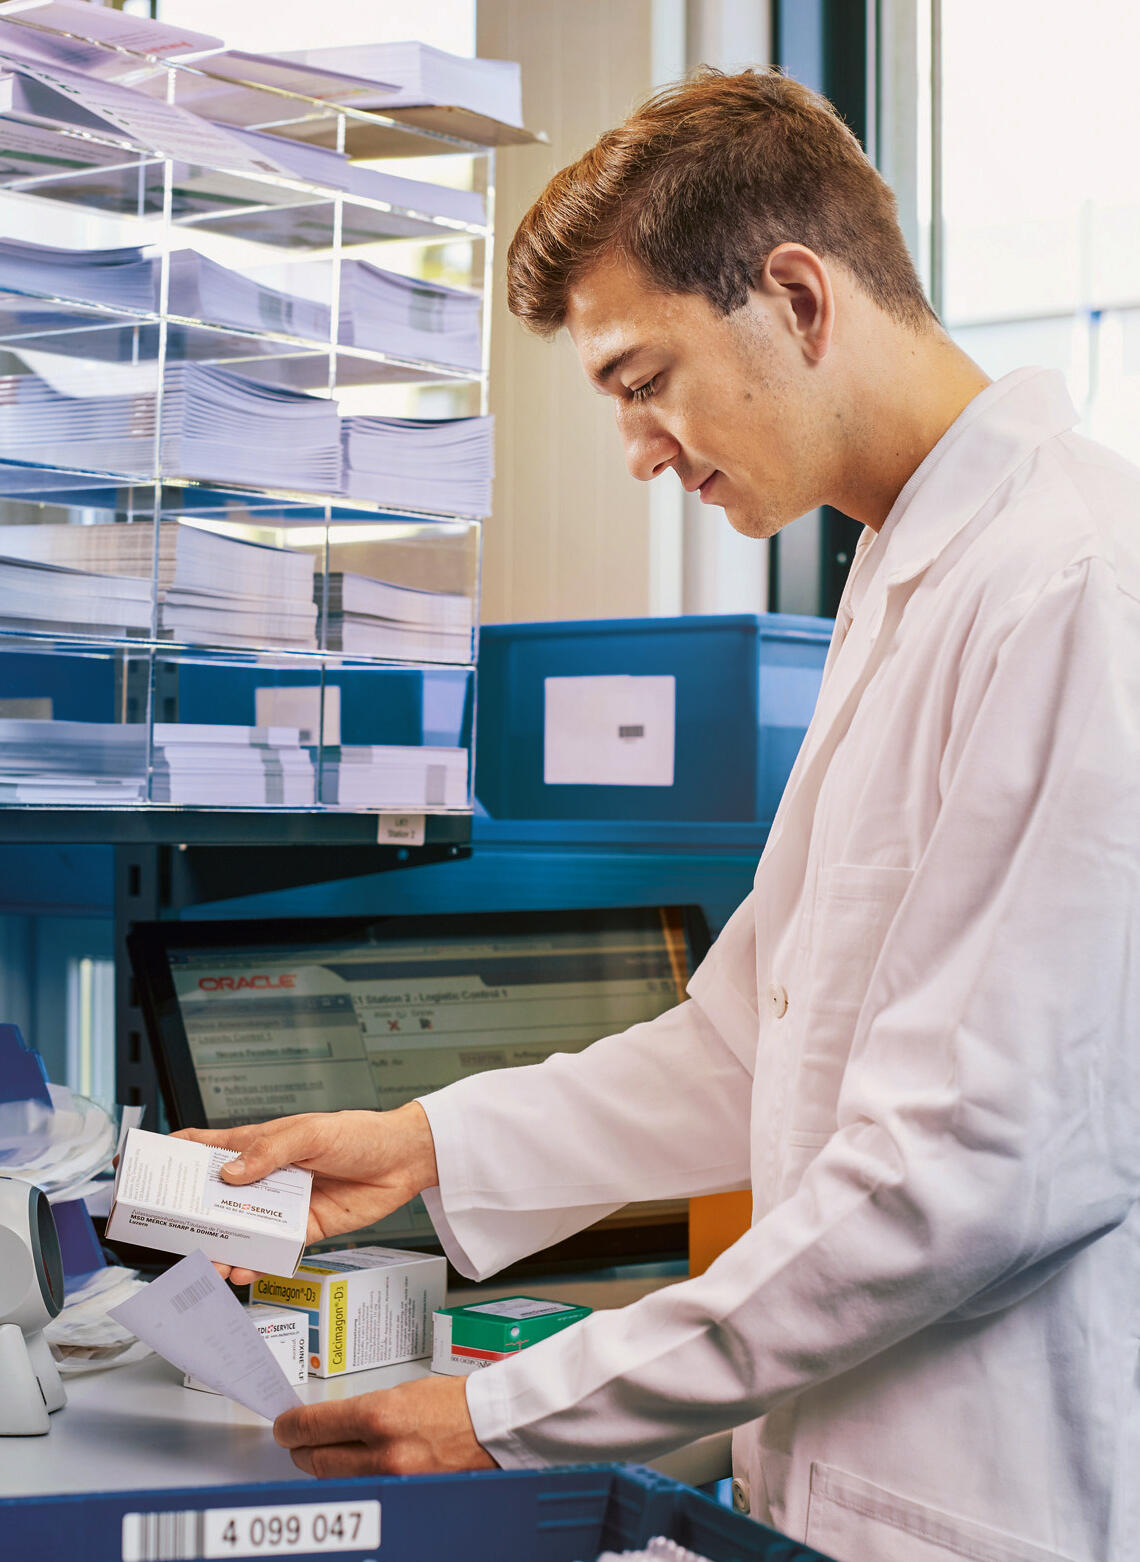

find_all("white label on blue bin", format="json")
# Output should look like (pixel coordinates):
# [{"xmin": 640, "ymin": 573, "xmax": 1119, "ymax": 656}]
[
  {"xmin": 544, "ymin": 675, "xmax": 675, "ymax": 787},
  {"xmin": 122, "ymin": 1500, "xmax": 380, "ymax": 1560}
]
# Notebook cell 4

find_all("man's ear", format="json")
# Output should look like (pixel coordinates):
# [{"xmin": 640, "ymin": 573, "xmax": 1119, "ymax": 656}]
[{"xmin": 758, "ymin": 243, "xmax": 834, "ymax": 364}]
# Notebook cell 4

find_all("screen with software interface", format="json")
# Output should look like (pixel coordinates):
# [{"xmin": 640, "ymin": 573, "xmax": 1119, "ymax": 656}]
[{"xmin": 149, "ymin": 909, "xmax": 702, "ymax": 1249}]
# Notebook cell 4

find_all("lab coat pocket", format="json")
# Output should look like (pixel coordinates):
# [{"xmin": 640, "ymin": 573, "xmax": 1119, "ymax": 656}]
[
  {"xmin": 789, "ymin": 863, "xmax": 914, "ymax": 1142},
  {"xmin": 806, "ymin": 1464, "xmax": 1077, "ymax": 1562}
]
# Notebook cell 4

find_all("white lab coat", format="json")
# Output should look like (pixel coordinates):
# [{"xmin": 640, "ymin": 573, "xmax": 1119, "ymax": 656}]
[{"xmin": 419, "ymin": 369, "xmax": 1140, "ymax": 1562}]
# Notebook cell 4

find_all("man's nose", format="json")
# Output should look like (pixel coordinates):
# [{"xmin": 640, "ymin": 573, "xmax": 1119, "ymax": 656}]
[{"xmin": 617, "ymin": 406, "xmax": 680, "ymax": 483}]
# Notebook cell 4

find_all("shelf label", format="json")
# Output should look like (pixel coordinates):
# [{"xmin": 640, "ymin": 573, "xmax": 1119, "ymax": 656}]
[
  {"xmin": 122, "ymin": 1500, "xmax": 380, "ymax": 1560},
  {"xmin": 378, "ymin": 813, "xmax": 425, "ymax": 846},
  {"xmin": 544, "ymin": 674, "xmax": 676, "ymax": 787}
]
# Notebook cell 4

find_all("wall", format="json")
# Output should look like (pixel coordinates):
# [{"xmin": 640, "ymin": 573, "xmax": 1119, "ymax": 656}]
[
  {"xmin": 476, "ymin": 0, "xmax": 657, "ymax": 625},
  {"xmin": 477, "ymin": 0, "xmax": 774, "ymax": 625}
]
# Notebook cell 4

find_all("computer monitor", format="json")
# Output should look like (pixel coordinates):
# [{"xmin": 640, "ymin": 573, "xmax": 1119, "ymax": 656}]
[{"xmin": 128, "ymin": 906, "xmax": 710, "ymax": 1268}]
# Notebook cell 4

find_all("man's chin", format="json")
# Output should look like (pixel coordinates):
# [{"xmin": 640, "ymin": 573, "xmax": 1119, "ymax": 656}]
[{"xmin": 724, "ymin": 504, "xmax": 787, "ymax": 542}]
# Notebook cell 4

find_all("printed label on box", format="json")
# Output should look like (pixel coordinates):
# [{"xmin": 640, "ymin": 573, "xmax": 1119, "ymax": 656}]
[{"xmin": 466, "ymin": 1298, "xmax": 575, "ymax": 1320}]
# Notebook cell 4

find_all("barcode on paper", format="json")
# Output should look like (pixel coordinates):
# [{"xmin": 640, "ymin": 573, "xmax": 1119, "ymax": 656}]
[
  {"xmin": 122, "ymin": 1501, "xmax": 381, "ymax": 1560},
  {"xmin": 170, "ymin": 1276, "xmax": 213, "ymax": 1315}
]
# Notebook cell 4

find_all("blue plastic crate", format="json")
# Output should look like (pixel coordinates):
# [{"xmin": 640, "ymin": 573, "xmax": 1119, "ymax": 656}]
[
  {"xmin": 3, "ymin": 1466, "xmax": 835, "ymax": 1562},
  {"xmin": 475, "ymin": 614, "xmax": 832, "ymax": 824}
]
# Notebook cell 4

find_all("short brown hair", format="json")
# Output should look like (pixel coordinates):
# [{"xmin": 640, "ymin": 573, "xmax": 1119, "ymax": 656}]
[{"xmin": 507, "ymin": 68, "xmax": 936, "ymax": 336}]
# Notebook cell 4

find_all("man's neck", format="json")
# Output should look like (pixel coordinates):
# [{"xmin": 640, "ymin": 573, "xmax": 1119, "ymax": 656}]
[{"xmin": 833, "ymin": 331, "xmax": 992, "ymax": 532}]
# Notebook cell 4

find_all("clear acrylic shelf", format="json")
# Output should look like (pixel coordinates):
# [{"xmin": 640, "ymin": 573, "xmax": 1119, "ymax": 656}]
[
  {"xmin": 0, "ymin": 639, "xmax": 476, "ymax": 816},
  {"xmin": 0, "ymin": 10, "xmax": 529, "ymax": 827}
]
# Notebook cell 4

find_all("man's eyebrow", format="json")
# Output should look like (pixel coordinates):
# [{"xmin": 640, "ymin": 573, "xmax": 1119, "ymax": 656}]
[{"xmin": 593, "ymin": 344, "xmax": 645, "ymax": 386}]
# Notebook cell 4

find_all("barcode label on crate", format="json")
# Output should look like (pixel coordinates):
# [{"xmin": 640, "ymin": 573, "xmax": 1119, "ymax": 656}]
[{"xmin": 122, "ymin": 1501, "xmax": 381, "ymax": 1560}]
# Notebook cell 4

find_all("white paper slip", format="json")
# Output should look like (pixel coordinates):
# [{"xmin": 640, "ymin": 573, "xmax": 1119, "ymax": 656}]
[{"xmin": 109, "ymin": 1250, "xmax": 303, "ymax": 1422}]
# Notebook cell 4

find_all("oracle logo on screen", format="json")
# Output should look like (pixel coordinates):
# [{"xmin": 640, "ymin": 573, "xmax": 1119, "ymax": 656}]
[{"xmin": 197, "ymin": 974, "xmax": 297, "ymax": 992}]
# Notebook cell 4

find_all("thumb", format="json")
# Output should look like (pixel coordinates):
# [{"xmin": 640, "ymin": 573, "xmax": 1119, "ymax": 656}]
[{"xmin": 218, "ymin": 1125, "xmax": 313, "ymax": 1184}]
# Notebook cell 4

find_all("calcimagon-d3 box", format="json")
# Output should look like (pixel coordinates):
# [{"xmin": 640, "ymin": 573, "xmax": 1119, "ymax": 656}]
[{"xmin": 251, "ymin": 1247, "xmax": 446, "ymax": 1377}]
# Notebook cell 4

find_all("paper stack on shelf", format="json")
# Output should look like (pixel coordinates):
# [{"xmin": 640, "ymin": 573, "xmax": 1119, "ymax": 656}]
[
  {"xmin": 321, "ymin": 743, "xmax": 468, "ymax": 809},
  {"xmin": 337, "ymin": 260, "xmax": 481, "ymax": 370},
  {"xmin": 0, "ymin": 362, "xmax": 342, "ymax": 491},
  {"xmin": 151, "ymin": 723, "xmax": 315, "ymax": 806},
  {"xmin": 230, "ymin": 127, "xmax": 486, "ymax": 227},
  {"xmin": 0, "ymin": 551, "xmax": 151, "ymax": 635},
  {"xmin": 166, "ymin": 248, "xmax": 330, "ymax": 341},
  {"xmin": 341, "ymin": 413, "xmax": 493, "ymax": 516},
  {"xmin": 0, "ymin": 520, "xmax": 319, "ymax": 649},
  {"xmin": 0, "ymin": 717, "xmax": 146, "ymax": 802},
  {"xmin": 0, "ymin": 236, "xmax": 156, "ymax": 317},
  {"xmin": 282, "ymin": 41, "xmax": 524, "ymax": 128},
  {"xmin": 0, "ymin": 0, "xmax": 222, "ymax": 81},
  {"xmin": 316, "ymin": 570, "xmax": 473, "ymax": 661}
]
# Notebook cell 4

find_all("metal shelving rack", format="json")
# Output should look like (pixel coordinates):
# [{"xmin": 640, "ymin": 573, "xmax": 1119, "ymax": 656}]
[{"xmin": 0, "ymin": 15, "xmax": 537, "ymax": 1114}]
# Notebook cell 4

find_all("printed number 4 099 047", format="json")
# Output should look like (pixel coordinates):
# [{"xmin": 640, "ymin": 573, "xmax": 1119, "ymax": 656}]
[{"xmin": 208, "ymin": 1502, "xmax": 380, "ymax": 1557}]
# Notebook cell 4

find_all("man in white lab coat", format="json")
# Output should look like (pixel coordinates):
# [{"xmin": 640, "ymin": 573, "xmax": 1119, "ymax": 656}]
[{"xmin": 191, "ymin": 71, "xmax": 1139, "ymax": 1561}]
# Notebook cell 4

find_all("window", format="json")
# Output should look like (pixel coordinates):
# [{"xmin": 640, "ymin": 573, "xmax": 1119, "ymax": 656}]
[{"xmin": 939, "ymin": 0, "xmax": 1140, "ymax": 461}]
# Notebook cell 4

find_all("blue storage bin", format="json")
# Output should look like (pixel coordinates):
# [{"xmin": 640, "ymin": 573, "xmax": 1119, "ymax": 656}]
[
  {"xmin": 476, "ymin": 614, "xmax": 832, "ymax": 824},
  {"xmin": 3, "ymin": 1465, "xmax": 834, "ymax": 1562}
]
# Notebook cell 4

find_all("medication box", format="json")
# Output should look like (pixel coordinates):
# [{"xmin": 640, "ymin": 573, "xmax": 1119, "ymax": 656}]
[
  {"xmin": 252, "ymin": 1246, "xmax": 446, "ymax": 1377},
  {"xmin": 476, "ymin": 613, "xmax": 833, "ymax": 824},
  {"xmin": 432, "ymin": 1296, "xmax": 592, "ymax": 1375},
  {"xmin": 183, "ymin": 1305, "xmax": 307, "ymax": 1394},
  {"xmin": 106, "ymin": 1127, "xmax": 311, "ymax": 1275}
]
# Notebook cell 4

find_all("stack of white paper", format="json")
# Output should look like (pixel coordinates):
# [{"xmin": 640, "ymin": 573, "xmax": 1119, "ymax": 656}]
[
  {"xmin": 151, "ymin": 723, "xmax": 315, "ymax": 806},
  {"xmin": 0, "ymin": 363, "xmax": 342, "ymax": 491},
  {"xmin": 341, "ymin": 413, "xmax": 493, "ymax": 516},
  {"xmin": 0, "ymin": 1, "xmax": 222, "ymax": 81},
  {"xmin": 166, "ymin": 248, "xmax": 330, "ymax": 341},
  {"xmin": 316, "ymin": 571, "xmax": 472, "ymax": 661},
  {"xmin": 0, "ymin": 236, "xmax": 156, "ymax": 315},
  {"xmin": 230, "ymin": 127, "xmax": 485, "ymax": 228},
  {"xmin": 0, "ymin": 717, "xmax": 146, "ymax": 802},
  {"xmin": 321, "ymin": 743, "xmax": 468, "ymax": 808},
  {"xmin": 0, "ymin": 551, "xmax": 151, "ymax": 635},
  {"xmin": 338, "ymin": 260, "xmax": 481, "ymax": 370},
  {"xmin": 282, "ymin": 41, "xmax": 524, "ymax": 128},
  {"xmin": 0, "ymin": 521, "xmax": 319, "ymax": 649}
]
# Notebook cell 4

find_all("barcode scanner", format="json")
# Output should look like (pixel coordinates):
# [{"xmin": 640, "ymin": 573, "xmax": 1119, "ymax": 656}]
[{"xmin": 0, "ymin": 1176, "xmax": 67, "ymax": 1435}]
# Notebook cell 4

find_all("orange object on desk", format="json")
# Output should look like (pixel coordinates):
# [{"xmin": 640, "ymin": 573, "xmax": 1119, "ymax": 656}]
[{"xmin": 689, "ymin": 1191, "xmax": 752, "ymax": 1276}]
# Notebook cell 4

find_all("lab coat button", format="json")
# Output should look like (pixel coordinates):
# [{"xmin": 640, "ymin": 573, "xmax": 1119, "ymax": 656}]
[
  {"xmin": 767, "ymin": 982, "xmax": 789, "ymax": 1019},
  {"xmin": 731, "ymin": 1478, "xmax": 751, "ymax": 1514}
]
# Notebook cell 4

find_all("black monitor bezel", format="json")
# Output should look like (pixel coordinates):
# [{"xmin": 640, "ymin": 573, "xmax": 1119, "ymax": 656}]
[{"xmin": 127, "ymin": 905, "xmax": 711, "ymax": 1270}]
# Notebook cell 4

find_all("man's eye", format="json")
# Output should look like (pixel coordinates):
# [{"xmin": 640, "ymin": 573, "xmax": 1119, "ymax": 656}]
[{"xmin": 628, "ymin": 375, "xmax": 659, "ymax": 403}]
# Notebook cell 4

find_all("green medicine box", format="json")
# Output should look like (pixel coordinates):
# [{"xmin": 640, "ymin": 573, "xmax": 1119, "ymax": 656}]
[{"xmin": 432, "ymin": 1295, "xmax": 592, "ymax": 1375}]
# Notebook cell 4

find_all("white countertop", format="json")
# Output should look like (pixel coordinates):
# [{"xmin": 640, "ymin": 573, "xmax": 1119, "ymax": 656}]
[{"xmin": 2, "ymin": 1274, "xmax": 732, "ymax": 1499}]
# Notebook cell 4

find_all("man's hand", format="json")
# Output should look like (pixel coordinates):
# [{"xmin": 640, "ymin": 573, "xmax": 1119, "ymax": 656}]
[
  {"xmin": 173, "ymin": 1104, "xmax": 438, "ymax": 1285},
  {"xmin": 273, "ymin": 1376, "xmax": 496, "ymax": 1478}
]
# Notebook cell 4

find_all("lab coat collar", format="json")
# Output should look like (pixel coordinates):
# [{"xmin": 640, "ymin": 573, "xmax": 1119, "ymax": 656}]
[
  {"xmin": 760, "ymin": 370, "xmax": 1078, "ymax": 866},
  {"xmin": 853, "ymin": 367, "xmax": 1079, "ymax": 602}
]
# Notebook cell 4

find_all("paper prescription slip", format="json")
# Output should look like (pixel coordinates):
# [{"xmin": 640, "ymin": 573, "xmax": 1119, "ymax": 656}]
[
  {"xmin": 183, "ymin": 1305, "xmax": 308, "ymax": 1394},
  {"xmin": 106, "ymin": 1127, "xmax": 312, "ymax": 1274},
  {"xmin": 431, "ymin": 1296, "xmax": 592, "ymax": 1375},
  {"xmin": 252, "ymin": 1247, "xmax": 446, "ymax": 1377}
]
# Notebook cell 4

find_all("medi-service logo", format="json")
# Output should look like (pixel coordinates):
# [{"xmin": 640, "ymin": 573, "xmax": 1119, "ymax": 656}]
[{"xmin": 197, "ymin": 973, "xmax": 297, "ymax": 992}]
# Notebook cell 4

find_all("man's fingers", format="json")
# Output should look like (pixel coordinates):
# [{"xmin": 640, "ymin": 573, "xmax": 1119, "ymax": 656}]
[
  {"xmin": 290, "ymin": 1443, "xmax": 380, "ymax": 1480},
  {"xmin": 225, "ymin": 1266, "xmax": 261, "ymax": 1287},
  {"xmin": 274, "ymin": 1398, "xmax": 368, "ymax": 1450}
]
